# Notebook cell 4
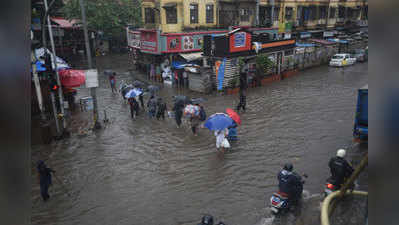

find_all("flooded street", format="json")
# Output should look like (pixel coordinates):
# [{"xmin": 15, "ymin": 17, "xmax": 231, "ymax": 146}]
[{"xmin": 32, "ymin": 54, "xmax": 368, "ymax": 225}]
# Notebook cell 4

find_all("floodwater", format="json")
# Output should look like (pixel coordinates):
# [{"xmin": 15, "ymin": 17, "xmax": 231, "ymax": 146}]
[{"xmin": 32, "ymin": 54, "xmax": 368, "ymax": 225}]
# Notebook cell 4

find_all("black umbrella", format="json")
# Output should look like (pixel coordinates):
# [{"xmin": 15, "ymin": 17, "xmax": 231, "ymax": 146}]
[
  {"xmin": 173, "ymin": 95, "xmax": 191, "ymax": 105},
  {"xmin": 132, "ymin": 80, "xmax": 145, "ymax": 88},
  {"xmin": 121, "ymin": 85, "xmax": 133, "ymax": 98}
]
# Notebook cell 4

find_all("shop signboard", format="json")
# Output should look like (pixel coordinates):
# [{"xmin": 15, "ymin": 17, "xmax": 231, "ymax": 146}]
[
  {"xmin": 85, "ymin": 69, "xmax": 99, "ymax": 88},
  {"xmin": 229, "ymin": 31, "xmax": 251, "ymax": 53},
  {"xmin": 167, "ymin": 36, "xmax": 182, "ymax": 52},
  {"xmin": 128, "ymin": 32, "xmax": 141, "ymax": 48},
  {"xmin": 140, "ymin": 30, "xmax": 158, "ymax": 53}
]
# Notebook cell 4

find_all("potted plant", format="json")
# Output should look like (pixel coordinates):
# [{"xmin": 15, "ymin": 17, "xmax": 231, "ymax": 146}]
[{"xmin": 255, "ymin": 54, "xmax": 274, "ymax": 86}]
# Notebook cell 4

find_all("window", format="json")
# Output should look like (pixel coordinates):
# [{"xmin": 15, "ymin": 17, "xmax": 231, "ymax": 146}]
[
  {"xmin": 285, "ymin": 7, "xmax": 293, "ymax": 20},
  {"xmin": 309, "ymin": 6, "xmax": 317, "ymax": 20},
  {"xmin": 338, "ymin": 6, "xmax": 345, "ymax": 18},
  {"xmin": 320, "ymin": 6, "xmax": 327, "ymax": 19},
  {"xmin": 145, "ymin": 8, "xmax": 155, "ymax": 24},
  {"xmin": 165, "ymin": 7, "xmax": 177, "ymax": 24},
  {"xmin": 240, "ymin": 8, "xmax": 250, "ymax": 22},
  {"xmin": 273, "ymin": 7, "xmax": 280, "ymax": 21},
  {"xmin": 190, "ymin": 4, "xmax": 198, "ymax": 24},
  {"xmin": 329, "ymin": 7, "xmax": 336, "ymax": 18},
  {"xmin": 206, "ymin": 4, "xmax": 214, "ymax": 23}
]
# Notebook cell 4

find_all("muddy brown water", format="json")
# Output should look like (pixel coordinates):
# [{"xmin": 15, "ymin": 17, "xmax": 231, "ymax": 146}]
[{"xmin": 32, "ymin": 54, "xmax": 368, "ymax": 225}]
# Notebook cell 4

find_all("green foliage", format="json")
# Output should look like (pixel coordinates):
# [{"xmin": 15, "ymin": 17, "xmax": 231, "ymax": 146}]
[
  {"xmin": 62, "ymin": 0, "xmax": 142, "ymax": 38},
  {"xmin": 255, "ymin": 54, "xmax": 274, "ymax": 75}
]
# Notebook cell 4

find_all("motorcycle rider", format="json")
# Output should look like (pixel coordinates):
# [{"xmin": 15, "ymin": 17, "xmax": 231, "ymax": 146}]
[
  {"xmin": 328, "ymin": 149, "xmax": 354, "ymax": 189},
  {"xmin": 277, "ymin": 163, "xmax": 303, "ymax": 205},
  {"xmin": 198, "ymin": 215, "xmax": 214, "ymax": 225}
]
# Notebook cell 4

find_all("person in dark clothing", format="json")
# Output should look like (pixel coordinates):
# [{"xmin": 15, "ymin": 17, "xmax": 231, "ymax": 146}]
[
  {"xmin": 199, "ymin": 105, "xmax": 207, "ymax": 122},
  {"xmin": 277, "ymin": 163, "xmax": 303, "ymax": 204},
  {"xmin": 128, "ymin": 97, "xmax": 139, "ymax": 119},
  {"xmin": 173, "ymin": 101, "xmax": 184, "ymax": 128},
  {"xmin": 147, "ymin": 96, "xmax": 157, "ymax": 118},
  {"xmin": 138, "ymin": 93, "xmax": 145, "ymax": 110},
  {"xmin": 236, "ymin": 89, "xmax": 247, "ymax": 113},
  {"xmin": 227, "ymin": 121, "xmax": 238, "ymax": 141},
  {"xmin": 197, "ymin": 215, "xmax": 214, "ymax": 225},
  {"xmin": 156, "ymin": 98, "xmax": 167, "ymax": 120},
  {"xmin": 37, "ymin": 160, "xmax": 55, "ymax": 201},
  {"xmin": 328, "ymin": 149, "xmax": 354, "ymax": 188},
  {"xmin": 239, "ymin": 72, "xmax": 247, "ymax": 91}
]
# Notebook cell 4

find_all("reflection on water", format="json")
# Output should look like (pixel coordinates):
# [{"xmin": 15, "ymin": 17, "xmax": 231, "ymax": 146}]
[{"xmin": 32, "ymin": 55, "xmax": 368, "ymax": 225}]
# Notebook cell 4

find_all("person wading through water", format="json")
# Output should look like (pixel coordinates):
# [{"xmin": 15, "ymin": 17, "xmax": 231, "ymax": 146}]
[
  {"xmin": 173, "ymin": 100, "xmax": 184, "ymax": 128},
  {"xmin": 36, "ymin": 160, "xmax": 55, "ymax": 202},
  {"xmin": 129, "ymin": 97, "xmax": 139, "ymax": 119},
  {"xmin": 156, "ymin": 97, "xmax": 167, "ymax": 120},
  {"xmin": 236, "ymin": 89, "xmax": 247, "ymax": 113}
]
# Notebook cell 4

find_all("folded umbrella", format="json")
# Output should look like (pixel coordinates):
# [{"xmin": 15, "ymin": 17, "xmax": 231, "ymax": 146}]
[
  {"xmin": 226, "ymin": 108, "xmax": 241, "ymax": 125},
  {"xmin": 204, "ymin": 113, "xmax": 234, "ymax": 131}
]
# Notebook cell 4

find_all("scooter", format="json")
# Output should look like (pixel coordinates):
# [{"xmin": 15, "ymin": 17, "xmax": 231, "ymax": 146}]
[{"xmin": 269, "ymin": 174, "xmax": 307, "ymax": 215}]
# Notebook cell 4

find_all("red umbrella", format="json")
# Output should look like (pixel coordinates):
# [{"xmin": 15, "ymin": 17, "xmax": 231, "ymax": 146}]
[
  {"xmin": 226, "ymin": 108, "xmax": 241, "ymax": 125},
  {"xmin": 59, "ymin": 69, "xmax": 86, "ymax": 87}
]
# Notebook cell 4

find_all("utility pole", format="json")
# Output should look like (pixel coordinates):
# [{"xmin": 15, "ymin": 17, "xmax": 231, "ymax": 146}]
[
  {"xmin": 44, "ymin": 0, "xmax": 65, "ymax": 136},
  {"xmin": 79, "ymin": 0, "xmax": 101, "ymax": 129},
  {"xmin": 325, "ymin": 0, "xmax": 331, "ymax": 30}
]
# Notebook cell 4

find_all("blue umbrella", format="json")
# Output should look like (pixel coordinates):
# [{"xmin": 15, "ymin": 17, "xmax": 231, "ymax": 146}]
[
  {"xmin": 125, "ymin": 88, "xmax": 143, "ymax": 99},
  {"xmin": 204, "ymin": 113, "xmax": 234, "ymax": 131}
]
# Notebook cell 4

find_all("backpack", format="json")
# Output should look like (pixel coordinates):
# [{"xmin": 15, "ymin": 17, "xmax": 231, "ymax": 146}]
[{"xmin": 199, "ymin": 108, "xmax": 206, "ymax": 121}]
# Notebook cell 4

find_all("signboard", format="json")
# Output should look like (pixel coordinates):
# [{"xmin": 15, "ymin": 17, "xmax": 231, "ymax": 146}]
[
  {"xmin": 140, "ymin": 30, "xmax": 158, "ymax": 53},
  {"xmin": 85, "ymin": 69, "xmax": 99, "ymax": 88},
  {"xmin": 182, "ymin": 36, "xmax": 194, "ymax": 50},
  {"xmin": 284, "ymin": 33, "xmax": 291, "ymax": 39},
  {"xmin": 323, "ymin": 31, "xmax": 334, "ymax": 37},
  {"xmin": 300, "ymin": 32, "xmax": 311, "ymax": 39},
  {"xmin": 167, "ymin": 36, "xmax": 181, "ymax": 51},
  {"xmin": 128, "ymin": 32, "xmax": 141, "ymax": 48},
  {"xmin": 234, "ymin": 32, "xmax": 246, "ymax": 47},
  {"xmin": 80, "ymin": 96, "xmax": 93, "ymax": 111},
  {"xmin": 229, "ymin": 31, "xmax": 251, "ymax": 53}
]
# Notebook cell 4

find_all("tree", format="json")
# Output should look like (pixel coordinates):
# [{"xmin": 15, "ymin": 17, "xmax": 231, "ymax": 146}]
[
  {"xmin": 62, "ymin": 0, "xmax": 142, "ymax": 38},
  {"xmin": 255, "ymin": 54, "xmax": 275, "ymax": 76}
]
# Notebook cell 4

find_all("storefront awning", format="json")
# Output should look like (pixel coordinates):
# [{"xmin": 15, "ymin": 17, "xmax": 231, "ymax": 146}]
[
  {"xmin": 179, "ymin": 52, "xmax": 203, "ymax": 62},
  {"xmin": 50, "ymin": 17, "xmax": 80, "ymax": 28}
]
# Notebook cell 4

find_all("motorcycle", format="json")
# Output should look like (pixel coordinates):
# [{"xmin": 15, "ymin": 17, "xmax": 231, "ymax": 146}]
[{"xmin": 269, "ymin": 173, "xmax": 307, "ymax": 215}]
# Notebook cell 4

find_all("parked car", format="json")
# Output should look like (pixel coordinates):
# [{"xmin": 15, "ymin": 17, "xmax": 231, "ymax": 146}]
[
  {"xmin": 351, "ymin": 49, "xmax": 368, "ymax": 62},
  {"xmin": 329, "ymin": 53, "xmax": 357, "ymax": 67}
]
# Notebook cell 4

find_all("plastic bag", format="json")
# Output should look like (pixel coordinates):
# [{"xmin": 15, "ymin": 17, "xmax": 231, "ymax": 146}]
[{"xmin": 222, "ymin": 138, "xmax": 230, "ymax": 148}]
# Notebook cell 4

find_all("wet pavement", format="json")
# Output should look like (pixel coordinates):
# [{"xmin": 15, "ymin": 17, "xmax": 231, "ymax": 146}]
[{"xmin": 32, "ymin": 54, "xmax": 368, "ymax": 225}]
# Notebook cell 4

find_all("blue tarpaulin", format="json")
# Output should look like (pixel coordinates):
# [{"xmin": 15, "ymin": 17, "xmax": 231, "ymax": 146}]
[
  {"xmin": 171, "ymin": 61, "xmax": 199, "ymax": 69},
  {"xmin": 217, "ymin": 58, "xmax": 226, "ymax": 91}
]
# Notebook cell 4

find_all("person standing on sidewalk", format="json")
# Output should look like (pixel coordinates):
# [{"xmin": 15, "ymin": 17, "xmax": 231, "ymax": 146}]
[
  {"xmin": 236, "ymin": 89, "xmax": 247, "ymax": 113},
  {"xmin": 36, "ymin": 160, "xmax": 55, "ymax": 202}
]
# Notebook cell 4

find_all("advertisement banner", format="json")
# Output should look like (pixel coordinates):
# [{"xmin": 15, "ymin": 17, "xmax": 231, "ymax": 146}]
[
  {"xmin": 128, "ymin": 32, "xmax": 141, "ymax": 48},
  {"xmin": 167, "ymin": 36, "xmax": 182, "ymax": 51},
  {"xmin": 217, "ymin": 58, "xmax": 226, "ymax": 91},
  {"xmin": 229, "ymin": 32, "xmax": 251, "ymax": 53},
  {"xmin": 234, "ymin": 32, "xmax": 246, "ymax": 47},
  {"xmin": 141, "ymin": 31, "xmax": 158, "ymax": 53}
]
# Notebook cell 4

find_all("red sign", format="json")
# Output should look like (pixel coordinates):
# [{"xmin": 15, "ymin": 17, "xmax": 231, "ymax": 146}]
[
  {"xmin": 167, "ymin": 36, "xmax": 181, "ymax": 52},
  {"xmin": 229, "ymin": 31, "xmax": 252, "ymax": 53},
  {"xmin": 59, "ymin": 69, "xmax": 86, "ymax": 87},
  {"xmin": 140, "ymin": 30, "xmax": 158, "ymax": 53}
]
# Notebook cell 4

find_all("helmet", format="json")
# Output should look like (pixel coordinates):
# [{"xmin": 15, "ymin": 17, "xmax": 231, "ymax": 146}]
[
  {"xmin": 202, "ymin": 215, "xmax": 214, "ymax": 225},
  {"xmin": 283, "ymin": 163, "xmax": 293, "ymax": 172},
  {"xmin": 337, "ymin": 149, "xmax": 346, "ymax": 158}
]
